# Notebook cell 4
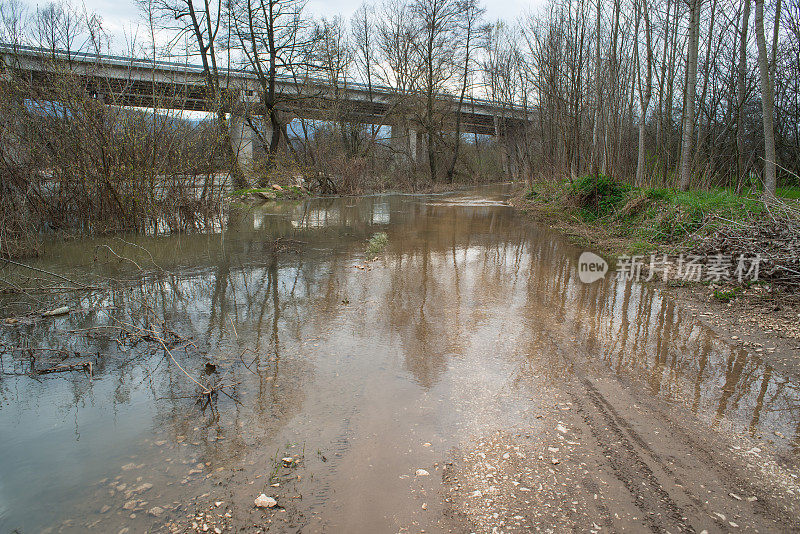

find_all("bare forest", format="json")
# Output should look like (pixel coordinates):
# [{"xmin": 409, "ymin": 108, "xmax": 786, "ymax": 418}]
[{"xmin": 0, "ymin": 0, "xmax": 797, "ymax": 257}]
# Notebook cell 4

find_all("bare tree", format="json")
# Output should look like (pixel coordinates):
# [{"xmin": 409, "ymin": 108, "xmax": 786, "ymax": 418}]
[
  {"xmin": 635, "ymin": 0, "xmax": 654, "ymax": 185},
  {"xmin": 351, "ymin": 3, "xmax": 381, "ymax": 158},
  {"xmin": 755, "ymin": 0, "xmax": 781, "ymax": 196},
  {"xmin": 679, "ymin": 0, "xmax": 702, "ymax": 190},
  {"xmin": 0, "ymin": 0, "xmax": 27, "ymax": 49},
  {"xmin": 228, "ymin": 0, "xmax": 311, "ymax": 177},
  {"xmin": 148, "ymin": 0, "xmax": 247, "ymax": 187},
  {"xmin": 445, "ymin": 0, "xmax": 485, "ymax": 183},
  {"xmin": 412, "ymin": 0, "xmax": 459, "ymax": 181},
  {"xmin": 736, "ymin": 0, "xmax": 752, "ymax": 191}
]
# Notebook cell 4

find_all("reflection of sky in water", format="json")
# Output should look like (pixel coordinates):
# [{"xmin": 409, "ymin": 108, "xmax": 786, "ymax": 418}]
[
  {"xmin": 292, "ymin": 206, "xmax": 341, "ymax": 228},
  {"xmin": 371, "ymin": 201, "xmax": 390, "ymax": 224},
  {"xmin": 0, "ymin": 185, "xmax": 798, "ymax": 532}
]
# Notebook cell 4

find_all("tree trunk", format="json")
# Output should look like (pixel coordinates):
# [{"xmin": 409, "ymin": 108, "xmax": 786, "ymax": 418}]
[
  {"xmin": 736, "ymin": 0, "xmax": 751, "ymax": 193},
  {"xmin": 755, "ymin": 0, "xmax": 779, "ymax": 197},
  {"xmin": 636, "ymin": 0, "xmax": 653, "ymax": 187},
  {"xmin": 678, "ymin": 0, "xmax": 700, "ymax": 191}
]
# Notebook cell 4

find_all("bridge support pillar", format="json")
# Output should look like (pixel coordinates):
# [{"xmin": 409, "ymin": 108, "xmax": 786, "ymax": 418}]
[
  {"xmin": 391, "ymin": 124, "xmax": 419, "ymax": 164},
  {"xmin": 494, "ymin": 116, "xmax": 522, "ymax": 179},
  {"xmin": 229, "ymin": 113, "xmax": 259, "ymax": 174}
]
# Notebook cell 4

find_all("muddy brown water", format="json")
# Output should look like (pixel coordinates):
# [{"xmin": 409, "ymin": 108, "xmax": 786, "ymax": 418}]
[{"xmin": 0, "ymin": 185, "xmax": 798, "ymax": 533}]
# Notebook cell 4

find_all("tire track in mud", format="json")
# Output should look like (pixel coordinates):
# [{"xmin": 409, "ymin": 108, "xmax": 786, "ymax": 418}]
[
  {"xmin": 564, "ymin": 364, "xmax": 799, "ymax": 532},
  {"xmin": 543, "ymin": 306, "xmax": 793, "ymax": 532},
  {"xmin": 601, "ymin": 371, "xmax": 800, "ymax": 532},
  {"xmin": 537, "ymin": 320, "xmax": 699, "ymax": 531},
  {"xmin": 579, "ymin": 476, "xmax": 615, "ymax": 531},
  {"xmin": 568, "ymin": 377, "xmax": 697, "ymax": 533}
]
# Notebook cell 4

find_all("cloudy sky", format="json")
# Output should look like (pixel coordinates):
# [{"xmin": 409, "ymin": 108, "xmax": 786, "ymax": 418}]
[{"xmin": 67, "ymin": 0, "xmax": 542, "ymax": 52}]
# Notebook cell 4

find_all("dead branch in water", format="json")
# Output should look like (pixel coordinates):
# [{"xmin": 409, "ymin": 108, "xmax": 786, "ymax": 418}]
[
  {"xmin": 1, "ymin": 257, "xmax": 91, "ymax": 288},
  {"xmin": 94, "ymin": 298, "xmax": 242, "ymax": 407},
  {"xmin": 94, "ymin": 244, "xmax": 143, "ymax": 271},
  {"xmin": 36, "ymin": 361, "xmax": 94, "ymax": 376},
  {"xmin": 0, "ymin": 341, "xmax": 97, "ymax": 377}
]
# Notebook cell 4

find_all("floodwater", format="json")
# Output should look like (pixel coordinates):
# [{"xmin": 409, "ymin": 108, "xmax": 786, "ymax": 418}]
[{"xmin": 0, "ymin": 184, "xmax": 798, "ymax": 533}]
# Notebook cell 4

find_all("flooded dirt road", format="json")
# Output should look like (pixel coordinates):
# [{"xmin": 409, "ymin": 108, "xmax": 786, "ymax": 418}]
[{"xmin": 1, "ymin": 185, "xmax": 799, "ymax": 533}]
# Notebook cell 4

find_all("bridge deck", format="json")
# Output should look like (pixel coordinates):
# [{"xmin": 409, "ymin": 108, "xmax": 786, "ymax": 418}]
[{"xmin": 1, "ymin": 44, "xmax": 530, "ymax": 135}]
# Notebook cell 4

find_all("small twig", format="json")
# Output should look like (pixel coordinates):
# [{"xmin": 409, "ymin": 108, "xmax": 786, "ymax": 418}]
[{"xmin": 95, "ymin": 244, "xmax": 143, "ymax": 271}]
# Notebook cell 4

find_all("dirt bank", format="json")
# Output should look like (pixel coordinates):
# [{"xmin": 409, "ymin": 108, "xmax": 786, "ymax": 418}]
[{"xmin": 512, "ymin": 182, "xmax": 800, "ymax": 380}]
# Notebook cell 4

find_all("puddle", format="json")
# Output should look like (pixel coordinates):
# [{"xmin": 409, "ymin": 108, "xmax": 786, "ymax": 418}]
[{"xmin": 0, "ymin": 185, "xmax": 798, "ymax": 532}]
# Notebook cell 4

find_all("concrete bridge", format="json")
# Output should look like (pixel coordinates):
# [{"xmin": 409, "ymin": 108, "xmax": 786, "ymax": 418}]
[{"xmin": 0, "ymin": 43, "xmax": 530, "ymax": 171}]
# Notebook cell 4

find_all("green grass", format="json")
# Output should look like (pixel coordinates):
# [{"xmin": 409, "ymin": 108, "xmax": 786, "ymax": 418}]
[
  {"xmin": 228, "ymin": 185, "xmax": 309, "ymax": 200},
  {"xmin": 569, "ymin": 174, "xmax": 632, "ymax": 221},
  {"xmin": 712, "ymin": 288, "xmax": 739, "ymax": 303},
  {"xmin": 524, "ymin": 175, "xmax": 776, "ymax": 256},
  {"xmin": 777, "ymin": 186, "xmax": 800, "ymax": 199},
  {"xmin": 366, "ymin": 232, "xmax": 389, "ymax": 258},
  {"xmin": 229, "ymin": 187, "xmax": 270, "ymax": 197}
]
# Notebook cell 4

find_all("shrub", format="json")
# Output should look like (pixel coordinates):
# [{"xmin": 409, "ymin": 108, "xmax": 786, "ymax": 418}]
[{"xmin": 568, "ymin": 175, "xmax": 631, "ymax": 220}]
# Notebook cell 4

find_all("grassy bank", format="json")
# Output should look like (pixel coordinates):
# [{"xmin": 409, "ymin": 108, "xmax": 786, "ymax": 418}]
[{"xmin": 516, "ymin": 176, "xmax": 800, "ymax": 289}]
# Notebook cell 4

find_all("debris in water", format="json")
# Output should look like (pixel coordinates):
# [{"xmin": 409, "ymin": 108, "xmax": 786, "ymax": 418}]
[
  {"xmin": 42, "ymin": 306, "xmax": 70, "ymax": 317},
  {"xmin": 416, "ymin": 469, "xmax": 430, "ymax": 476}
]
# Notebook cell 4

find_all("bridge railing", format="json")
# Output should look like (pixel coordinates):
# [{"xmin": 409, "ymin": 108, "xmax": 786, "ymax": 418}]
[{"xmin": 0, "ymin": 42, "xmax": 531, "ymax": 120}]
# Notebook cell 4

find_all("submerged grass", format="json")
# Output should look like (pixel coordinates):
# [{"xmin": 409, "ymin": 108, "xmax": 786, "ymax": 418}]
[{"xmin": 366, "ymin": 232, "xmax": 389, "ymax": 259}]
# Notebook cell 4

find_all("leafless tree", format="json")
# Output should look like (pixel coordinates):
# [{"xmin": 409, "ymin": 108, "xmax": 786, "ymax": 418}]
[
  {"xmin": 148, "ymin": 0, "xmax": 248, "ymax": 187},
  {"xmin": 755, "ymin": 0, "xmax": 782, "ymax": 196}
]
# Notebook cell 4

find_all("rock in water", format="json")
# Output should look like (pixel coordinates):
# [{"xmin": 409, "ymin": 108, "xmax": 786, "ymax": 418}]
[
  {"xmin": 415, "ymin": 469, "xmax": 430, "ymax": 476},
  {"xmin": 254, "ymin": 494, "xmax": 277, "ymax": 508}
]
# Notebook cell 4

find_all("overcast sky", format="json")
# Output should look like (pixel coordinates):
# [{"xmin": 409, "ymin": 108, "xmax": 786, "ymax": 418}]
[{"xmin": 63, "ymin": 0, "xmax": 543, "ymax": 52}]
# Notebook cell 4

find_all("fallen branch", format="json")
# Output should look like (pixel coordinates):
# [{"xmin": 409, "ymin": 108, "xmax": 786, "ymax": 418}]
[
  {"xmin": 1, "ymin": 257, "xmax": 87, "ymax": 287},
  {"xmin": 94, "ymin": 244, "xmax": 143, "ymax": 271}
]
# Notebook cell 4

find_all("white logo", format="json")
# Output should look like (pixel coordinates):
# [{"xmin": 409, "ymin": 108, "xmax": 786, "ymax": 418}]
[{"xmin": 578, "ymin": 251, "xmax": 608, "ymax": 283}]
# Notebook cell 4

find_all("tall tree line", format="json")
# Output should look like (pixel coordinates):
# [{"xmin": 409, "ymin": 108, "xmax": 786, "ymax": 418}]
[
  {"xmin": 493, "ymin": 0, "xmax": 797, "ymax": 195},
  {"xmin": 2, "ymin": 0, "xmax": 797, "ymax": 193}
]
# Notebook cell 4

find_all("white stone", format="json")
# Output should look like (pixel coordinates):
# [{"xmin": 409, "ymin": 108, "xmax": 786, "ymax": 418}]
[{"xmin": 254, "ymin": 494, "xmax": 277, "ymax": 508}]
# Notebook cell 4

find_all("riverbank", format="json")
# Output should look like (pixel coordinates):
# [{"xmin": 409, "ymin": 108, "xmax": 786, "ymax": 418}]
[
  {"xmin": 512, "ymin": 177, "xmax": 800, "ymax": 376},
  {"xmin": 229, "ymin": 179, "xmax": 496, "ymax": 206}
]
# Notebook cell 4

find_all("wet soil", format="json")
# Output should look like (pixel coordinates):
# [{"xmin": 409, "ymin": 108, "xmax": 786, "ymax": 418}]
[{"xmin": 1, "ymin": 185, "xmax": 799, "ymax": 534}]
